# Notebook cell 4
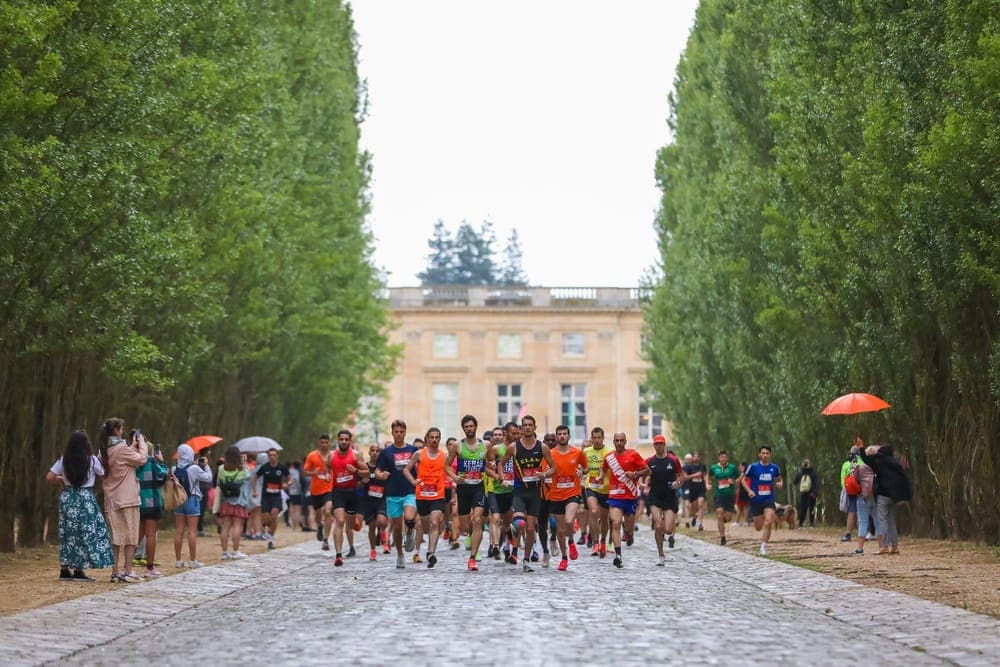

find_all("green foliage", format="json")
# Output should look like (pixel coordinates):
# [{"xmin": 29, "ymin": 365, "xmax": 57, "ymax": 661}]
[
  {"xmin": 647, "ymin": 0, "xmax": 1000, "ymax": 542},
  {"xmin": 417, "ymin": 219, "xmax": 529, "ymax": 286}
]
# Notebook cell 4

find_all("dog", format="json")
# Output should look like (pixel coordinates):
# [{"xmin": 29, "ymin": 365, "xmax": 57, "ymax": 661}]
[{"xmin": 772, "ymin": 504, "xmax": 797, "ymax": 530}]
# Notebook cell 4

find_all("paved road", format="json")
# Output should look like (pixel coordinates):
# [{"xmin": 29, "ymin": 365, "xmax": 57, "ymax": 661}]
[{"xmin": 1, "ymin": 531, "xmax": 998, "ymax": 666}]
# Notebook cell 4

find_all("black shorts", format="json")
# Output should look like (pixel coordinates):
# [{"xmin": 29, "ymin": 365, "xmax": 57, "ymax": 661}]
[
  {"xmin": 713, "ymin": 495, "xmax": 736, "ymax": 512},
  {"xmin": 261, "ymin": 493, "xmax": 283, "ymax": 514},
  {"xmin": 488, "ymin": 492, "xmax": 513, "ymax": 515},
  {"xmin": 648, "ymin": 492, "xmax": 679, "ymax": 513},
  {"xmin": 311, "ymin": 492, "xmax": 332, "ymax": 511},
  {"xmin": 287, "ymin": 494, "xmax": 303, "ymax": 506},
  {"xmin": 512, "ymin": 487, "xmax": 542, "ymax": 517},
  {"xmin": 456, "ymin": 484, "xmax": 486, "ymax": 515},
  {"xmin": 140, "ymin": 507, "xmax": 163, "ymax": 521},
  {"xmin": 331, "ymin": 489, "xmax": 358, "ymax": 515},
  {"xmin": 584, "ymin": 488, "xmax": 609, "ymax": 509},
  {"xmin": 688, "ymin": 484, "xmax": 706, "ymax": 501},
  {"xmin": 363, "ymin": 494, "xmax": 387, "ymax": 522},
  {"xmin": 417, "ymin": 499, "xmax": 447, "ymax": 516},
  {"xmin": 547, "ymin": 496, "xmax": 582, "ymax": 515},
  {"xmin": 751, "ymin": 501, "xmax": 776, "ymax": 518}
]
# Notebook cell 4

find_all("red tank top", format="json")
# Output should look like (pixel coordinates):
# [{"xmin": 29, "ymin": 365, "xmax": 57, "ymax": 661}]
[
  {"xmin": 330, "ymin": 447, "xmax": 357, "ymax": 490},
  {"xmin": 416, "ymin": 450, "xmax": 446, "ymax": 500}
]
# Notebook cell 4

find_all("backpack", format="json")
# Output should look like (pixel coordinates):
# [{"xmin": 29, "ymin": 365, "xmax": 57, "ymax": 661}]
[
  {"xmin": 174, "ymin": 464, "xmax": 192, "ymax": 494},
  {"xmin": 798, "ymin": 473, "xmax": 812, "ymax": 493},
  {"xmin": 218, "ymin": 470, "xmax": 243, "ymax": 499},
  {"xmin": 844, "ymin": 469, "xmax": 861, "ymax": 496}
]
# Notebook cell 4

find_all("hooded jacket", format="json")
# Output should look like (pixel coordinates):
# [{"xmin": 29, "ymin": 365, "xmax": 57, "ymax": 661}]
[{"xmin": 859, "ymin": 445, "xmax": 911, "ymax": 501}]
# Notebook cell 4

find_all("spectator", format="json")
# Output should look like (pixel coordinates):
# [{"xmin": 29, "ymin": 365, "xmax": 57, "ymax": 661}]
[
  {"xmin": 196, "ymin": 449, "xmax": 214, "ymax": 537},
  {"xmin": 98, "ymin": 418, "xmax": 147, "ymax": 583},
  {"xmin": 214, "ymin": 445, "xmax": 251, "ymax": 560},
  {"xmin": 244, "ymin": 452, "xmax": 267, "ymax": 539},
  {"xmin": 287, "ymin": 461, "xmax": 304, "ymax": 530},
  {"xmin": 860, "ymin": 444, "xmax": 911, "ymax": 555},
  {"xmin": 45, "ymin": 431, "xmax": 115, "ymax": 581},
  {"xmin": 839, "ymin": 446, "xmax": 860, "ymax": 541},
  {"xmin": 171, "ymin": 444, "xmax": 212, "ymax": 568},
  {"xmin": 852, "ymin": 454, "xmax": 878, "ymax": 555},
  {"xmin": 792, "ymin": 459, "xmax": 819, "ymax": 527},
  {"xmin": 136, "ymin": 435, "xmax": 168, "ymax": 577}
]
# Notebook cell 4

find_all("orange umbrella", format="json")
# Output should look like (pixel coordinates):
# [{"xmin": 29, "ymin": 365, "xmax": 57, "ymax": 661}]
[
  {"xmin": 821, "ymin": 393, "xmax": 891, "ymax": 416},
  {"xmin": 186, "ymin": 435, "xmax": 223, "ymax": 454}
]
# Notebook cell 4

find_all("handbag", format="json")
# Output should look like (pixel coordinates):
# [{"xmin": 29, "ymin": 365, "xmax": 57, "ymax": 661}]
[{"xmin": 162, "ymin": 474, "xmax": 188, "ymax": 511}]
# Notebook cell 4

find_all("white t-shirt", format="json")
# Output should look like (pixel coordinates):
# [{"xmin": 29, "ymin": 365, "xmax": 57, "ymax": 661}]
[{"xmin": 50, "ymin": 455, "xmax": 105, "ymax": 488}]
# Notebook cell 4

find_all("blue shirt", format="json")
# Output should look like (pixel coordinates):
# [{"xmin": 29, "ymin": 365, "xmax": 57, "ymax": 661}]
[
  {"xmin": 745, "ymin": 462, "xmax": 781, "ymax": 504},
  {"xmin": 376, "ymin": 444, "xmax": 418, "ymax": 497}
]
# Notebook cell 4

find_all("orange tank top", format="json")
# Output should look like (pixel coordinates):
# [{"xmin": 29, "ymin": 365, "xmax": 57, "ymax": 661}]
[{"xmin": 416, "ymin": 450, "xmax": 446, "ymax": 500}]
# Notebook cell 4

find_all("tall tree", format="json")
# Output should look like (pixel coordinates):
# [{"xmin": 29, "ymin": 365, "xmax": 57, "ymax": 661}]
[
  {"xmin": 417, "ymin": 219, "xmax": 456, "ymax": 284},
  {"xmin": 499, "ymin": 229, "xmax": 528, "ymax": 286},
  {"xmin": 453, "ymin": 220, "xmax": 496, "ymax": 285}
]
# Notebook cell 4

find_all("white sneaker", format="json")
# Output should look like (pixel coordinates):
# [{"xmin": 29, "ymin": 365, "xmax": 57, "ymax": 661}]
[
  {"xmin": 865, "ymin": 533, "xmax": 876, "ymax": 540},
  {"xmin": 221, "ymin": 552, "xmax": 231, "ymax": 560},
  {"xmin": 759, "ymin": 543, "xmax": 768, "ymax": 556},
  {"xmin": 230, "ymin": 551, "xmax": 247, "ymax": 560},
  {"xmin": 188, "ymin": 561, "xmax": 204, "ymax": 569},
  {"xmin": 542, "ymin": 552, "xmax": 550, "ymax": 568},
  {"xmin": 174, "ymin": 560, "xmax": 185, "ymax": 568},
  {"xmin": 657, "ymin": 555, "xmax": 665, "ymax": 567}
]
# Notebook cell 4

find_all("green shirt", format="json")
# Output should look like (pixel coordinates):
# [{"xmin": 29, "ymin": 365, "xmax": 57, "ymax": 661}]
[{"xmin": 709, "ymin": 462, "xmax": 739, "ymax": 497}]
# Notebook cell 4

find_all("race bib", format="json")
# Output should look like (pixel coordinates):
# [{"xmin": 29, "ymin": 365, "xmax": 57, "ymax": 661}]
[
  {"xmin": 717, "ymin": 479, "xmax": 731, "ymax": 490},
  {"xmin": 462, "ymin": 471, "xmax": 482, "ymax": 484},
  {"xmin": 757, "ymin": 483, "xmax": 772, "ymax": 496},
  {"xmin": 336, "ymin": 473, "xmax": 354, "ymax": 484},
  {"xmin": 367, "ymin": 485, "xmax": 384, "ymax": 498},
  {"xmin": 393, "ymin": 453, "xmax": 411, "ymax": 469},
  {"xmin": 266, "ymin": 482, "xmax": 281, "ymax": 494},
  {"xmin": 521, "ymin": 468, "xmax": 540, "ymax": 483},
  {"xmin": 419, "ymin": 483, "xmax": 438, "ymax": 498},
  {"xmin": 609, "ymin": 488, "xmax": 626, "ymax": 496},
  {"xmin": 556, "ymin": 475, "xmax": 575, "ymax": 489}
]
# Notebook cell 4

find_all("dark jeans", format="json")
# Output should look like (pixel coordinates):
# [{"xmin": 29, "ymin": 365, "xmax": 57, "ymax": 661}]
[{"xmin": 798, "ymin": 493, "xmax": 816, "ymax": 527}]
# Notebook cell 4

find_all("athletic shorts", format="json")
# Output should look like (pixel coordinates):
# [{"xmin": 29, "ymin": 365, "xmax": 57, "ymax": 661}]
[
  {"xmin": 547, "ymin": 496, "xmax": 582, "ymax": 515},
  {"xmin": 417, "ymin": 498, "xmax": 447, "ymax": 516},
  {"xmin": 444, "ymin": 488, "xmax": 453, "ymax": 503},
  {"xmin": 456, "ymin": 484, "xmax": 486, "ymax": 514},
  {"xmin": 688, "ymin": 484, "xmax": 706, "ymax": 501},
  {"xmin": 386, "ymin": 494, "xmax": 416, "ymax": 519},
  {"xmin": 713, "ymin": 495, "xmax": 736, "ymax": 512},
  {"xmin": 287, "ymin": 494, "xmax": 303, "ymax": 506},
  {"xmin": 751, "ymin": 501, "xmax": 776, "ymax": 518},
  {"xmin": 331, "ymin": 488, "xmax": 358, "ymax": 515},
  {"xmin": 584, "ymin": 488, "xmax": 609, "ymax": 509},
  {"xmin": 511, "ymin": 487, "xmax": 542, "ymax": 517},
  {"xmin": 608, "ymin": 498, "xmax": 638, "ymax": 516},
  {"xmin": 261, "ymin": 493, "xmax": 283, "ymax": 514},
  {"xmin": 488, "ymin": 492, "xmax": 513, "ymax": 515},
  {"xmin": 648, "ymin": 492, "xmax": 679, "ymax": 513},
  {"xmin": 362, "ymin": 495, "xmax": 387, "ymax": 522},
  {"xmin": 311, "ymin": 492, "xmax": 332, "ymax": 511}
]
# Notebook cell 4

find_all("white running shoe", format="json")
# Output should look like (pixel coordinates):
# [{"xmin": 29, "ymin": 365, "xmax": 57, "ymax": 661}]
[
  {"xmin": 657, "ymin": 555, "xmax": 665, "ymax": 567},
  {"xmin": 221, "ymin": 552, "xmax": 231, "ymax": 560},
  {"xmin": 188, "ymin": 561, "xmax": 203, "ymax": 569},
  {"xmin": 174, "ymin": 560, "xmax": 185, "ymax": 568},
  {"xmin": 230, "ymin": 551, "xmax": 247, "ymax": 560},
  {"xmin": 759, "ymin": 543, "xmax": 768, "ymax": 556}
]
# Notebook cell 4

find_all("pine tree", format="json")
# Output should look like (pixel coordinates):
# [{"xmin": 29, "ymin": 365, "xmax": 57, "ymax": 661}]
[
  {"xmin": 453, "ymin": 220, "xmax": 496, "ymax": 285},
  {"xmin": 499, "ymin": 229, "xmax": 528, "ymax": 286},
  {"xmin": 417, "ymin": 219, "xmax": 456, "ymax": 284}
]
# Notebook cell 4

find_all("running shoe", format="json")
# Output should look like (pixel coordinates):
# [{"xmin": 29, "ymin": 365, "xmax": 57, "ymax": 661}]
[
  {"xmin": 316, "ymin": 524, "xmax": 324, "ymax": 541},
  {"xmin": 493, "ymin": 546, "xmax": 501, "ymax": 561},
  {"xmin": 840, "ymin": 533, "xmax": 851, "ymax": 542},
  {"xmin": 542, "ymin": 552, "xmax": 550, "ymax": 568},
  {"xmin": 347, "ymin": 546, "xmax": 356, "ymax": 558},
  {"xmin": 404, "ymin": 527, "xmax": 415, "ymax": 552},
  {"xmin": 530, "ymin": 549, "xmax": 539, "ymax": 562},
  {"xmin": 267, "ymin": 540, "xmax": 275, "ymax": 550},
  {"xmin": 231, "ymin": 551, "xmax": 247, "ymax": 559},
  {"xmin": 625, "ymin": 532, "xmax": 634, "ymax": 546},
  {"xmin": 568, "ymin": 541, "xmax": 579, "ymax": 560},
  {"xmin": 413, "ymin": 553, "xmax": 423, "ymax": 564},
  {"xmin": 450, "ymin": 540, "xmax": 461, "ymax": 550},
  {"xmin": 599, "ymin": 543, "xmax": 607, "ymax": 558},
  {"xmin": 188, "ymin": 561, "xmax": 203, "ymax": 569},
  {"xmin": 591, "ymin": 545, "xmax": 600, "ymax": 557},
  {"xmin": 865, "ymin": 532, "xmax": 876, "ymax": 540},
  {"xmin": 557, "ymin": 558, "xmax": 568, "ymax": 572},
  {"xmin": 369, "ymin": 549, "xmax": 377, "ymax": 561},
  {"xmin": 334, "ymin": 554, "xmax": 344, "ymax": 567},
  {"xmin": 396, "ymin": 554, "xmax": 405, "ymax": 569},
  {"xmin": 427, "ymin": 553, "xmax": 437, "ymax": 568},
  {"xmin": 612, "ymin": 556, "xmax": 623, "ymax": 569},
  {"xmin": 668, "ymin": 534, "xmax": 675, "ymax": 549},
  {"xmin": 697, "ymin": 523, "xmax": 704, "ymax": 532},
  {"xmin": 657, "ymin": 555, "xmax": 665, "ymax": 567},
  {"xmin": 383, "ymin": 543, "xmax": 391, "ymax": 555},
  {"xmin": 467, "ymin": 558, "xmax": 478, "ymax": 571},
  {"xmin": 586, "ymin": 534, "xmax": 593, "ymax": 548},
  {"xmin": 851, "ymin": 548, "xmax": 864, "ymax": 555},
  {"xmin": 507, "ymin": 553, "xmax": 518, "ymax": 565},
  {"xmin": 522, "ymin": 563, "xmax": 534, "ymax": 573},
  {"xmin": 221, "ymin": 552, "xmax": 231, "ymax": 560},
  {"xmin": 577, "ymin": 533, "xmax": 587, "ymax": 545},
  {"xmin": 720, "ymin": 536, "xmax": 727, "ymax": 546},
  {"xmin": 759, "ymin": 543, "xmax": 768, "ymax": 556},
  {"xmin": 174, "ymin": 560, "xmax": 185, "ymax": 568},
  {"xmin": 465, "ymin": 535, "xmax": 472, "ymax": 550},
  {"xmin": 322, "ymin": 539, "xmax": 330, "ymax": 551}
]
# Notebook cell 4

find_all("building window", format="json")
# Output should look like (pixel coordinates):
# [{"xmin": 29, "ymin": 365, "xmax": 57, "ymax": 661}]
[
  {"xmin": 561, "ymin": 333, "xmax": 585, "ymax": 357},
  {"xmin": 497, "ymin": 333, "xmax": 522, "ymax": 359},
  {"xmin": 560, "ymin": 383, "xmax": 587, "ymax": 442},
  {"xmin": 433, "ymin": 333, "xmax": 457, "ymax": 359},
  {"xmin": 431, "ymin": 383, "xmax": 459, "ymax": 431},
  {"xmin": 496, "ymin": 383, "xmax": 522, "ymax": 425},
  {"xmin": 638, "ymin": 384, "xmax": 665, "ymax": 441}
]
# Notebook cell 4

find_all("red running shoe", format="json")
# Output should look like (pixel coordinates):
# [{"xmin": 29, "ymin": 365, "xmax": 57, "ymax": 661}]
[
  {"xmin": 591, "ymin": 545, "xmax": 600, "ymax": 557},
  {"xmin": 467, "ymin": 558, "xmax": 478, "ymax": 571},
  {"xmin": 599, "ymin": 543, "xmax": 607, "ymax": 558},
  {"xmin": 569, "ymin": 541, "xmax": 579, "ymax": 560},
  {"xmin": 557, "ymin": 558, "xmax": 568, "ymax": 571},
  {"xmin": 334, "ymin": 554, "xmax": 344, "ymax": 567},
  {"xmin": 369, "ymin": 549, "xmax": 377, "ymax": 561}
]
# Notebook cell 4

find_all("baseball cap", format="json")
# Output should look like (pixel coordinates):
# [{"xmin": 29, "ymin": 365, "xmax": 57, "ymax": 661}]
[{"xmin": 652, "ymin": 434, "xmax": 667, "ymax": 444}]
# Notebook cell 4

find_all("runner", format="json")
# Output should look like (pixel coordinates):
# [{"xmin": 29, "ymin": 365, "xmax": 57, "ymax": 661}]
[
  {"xmin": 362, "ymin": 443, "xmax": 389, "ymax": 560},
  {"xmin": 603, "ymin": 432, "xmax": 650, "ymax": 568},
  {"xmin": 446, "ymin": 415, "xmax": 489, "ymax": 571},
  {"xmin": 374, "ymin": 420, "xmax": 419, "ymax": 569},
  {"xmin": 741, "ymin": 445, "xmax": 783, "ymax": 556},
  {"xmin": 646, "ymin": 434, "xmax": 685, "ymax": 565},
  {"xmin": 403, "ymin": 427, "xmax": 453, "ymax": 568},
  {"xmin": 707, "ymin": 450, "xmax": 740, "ymax": 545},
  {"xmin": 546, "ymin": 425, "xmax": 588, "ymax": 571},
  {"xmin": 583, "ymin": 427, "xmax": 612, "ymax": 558},
  {"xmin": 251, "ymin": 448, "xmax": 290, "ymax": 550},
  {"xmin": 500, "ymin": 416, "xmax": 556, "ymax": 573},
  {"xmin": 443, "ymin": 437, "xmax": 460, "ymax": 550},
  {"xmin": 485, "ymin": 426, "xmax": 515, "ymax": 561},
  {"xmin": 328, "ymin": 429, "xmax": 368, "ymax": 566},
  {"xmin": 735, "ymin": 462, "xmax": 751, "ymax": 526},
  {"xmin": 684, "ymin": 451, "xmax": 708, "ymax": 530},
  {"xmin": 302, "ymin": 434, "xmax": 334, "ymax": 552},
  {"xmin": 537, "ymin": 433, "xmax": 557, "ymax": 567}
]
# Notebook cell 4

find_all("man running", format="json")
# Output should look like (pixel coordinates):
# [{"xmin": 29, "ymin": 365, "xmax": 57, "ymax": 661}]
[
  {"xmin": 328, "ymin": 429, "xmax": 368, "ymax": 566},
  {"xmin": 547, "ymin": 424, "xmax": 588, "ymax": 571},
  {"xmin": 486, "ymin": 426, "xmax": 515, "ymax": 561},
  {"xmin": 500, "ymin": 416, "xmax": 556, "ymax": 572},
  {"xmin": 403, "ymin": 428, "xmax": 452, "ymax": 568},
  {"xmin": 684, "ymin": 451, "xmax": 708, "ymax": 530},
  {"xmin": 252, "ymin": 447, "xmax": 289, "ymax": 550},
  {"xmin": 362, "ymin": 443, "xmax": 389, "ymax": 560},
  {"xmin": 447, "ymin": 415, "xmax": 489, "ymax": 571},
  {"xmin": 646, "ymin": 434, "xmax": 685, "ymax": 565},
  {"xmin": 303, "ymin": 434, "xmax": 334, "ymax": 552},
  {"xmin": 707, "ymin": 449, "xmax": 740, "ymax": 545},
  {"xmin": 374, "ymin": 420, "xmax": 419, "ymax": 568},
  {"xmin": 603, "ymin": 432, "xmax": 650, "ymax": 568},
  {"xmin": 742, "ymin": 445, "xmax": 783, "ymax": 555},
  {"xmin": 583, "ymin": 427, "xmax": 611, "ymax": 558}
]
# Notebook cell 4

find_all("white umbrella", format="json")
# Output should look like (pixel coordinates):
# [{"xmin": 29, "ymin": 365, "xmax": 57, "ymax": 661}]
[{"xmin": 233, "ymin": 436, "xmax": 282, "ymax": 454}]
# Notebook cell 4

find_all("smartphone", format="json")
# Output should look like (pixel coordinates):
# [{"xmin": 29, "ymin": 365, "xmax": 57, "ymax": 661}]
[{"xmin": 133, "ymin": 428, "xmax": 141, "ymax": 443}]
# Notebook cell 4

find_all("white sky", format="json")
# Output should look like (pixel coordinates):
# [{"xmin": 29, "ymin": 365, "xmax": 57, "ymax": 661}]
[{"xmin": 350, "ymin": 1, "xmax": 699, "ymax": 288}]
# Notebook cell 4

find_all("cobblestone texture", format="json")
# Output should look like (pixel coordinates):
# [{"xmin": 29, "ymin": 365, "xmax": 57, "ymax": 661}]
[{"xmin": 0, "ymin": 531, "xmax": 997, "ymax": 666}]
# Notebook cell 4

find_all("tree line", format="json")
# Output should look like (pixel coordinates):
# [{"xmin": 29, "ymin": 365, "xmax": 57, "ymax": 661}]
[
  {"xmin": 0, "ymin": 1, "xmax": 396, "ymax": 550},
  {"xmin": 418, "ymin": 219, "xmax": 529, "ymax": 286},
  {"xmin": 645, "ymin": 0, "xmax": 999, "ymax": 542}
]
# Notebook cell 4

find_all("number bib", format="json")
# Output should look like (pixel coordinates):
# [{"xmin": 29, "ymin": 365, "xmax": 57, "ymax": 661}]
[
  {"xmin": 367, "ymin": 485, "xmax": 384, "ymax": 498},
  {"xmin": 266, "ymin": 482, "xmax": 281, "ymax": 494},
  {"xmin": 419, "ymin": 483, "xmax": 439, "ymax": 498},
  {"xmin": 556, "ymin": 475, "xmax": 575, "ymax": 489},
  {"xmin": 717, "ymin": 479, "xmax": 731, "ymax": 490},
  {"xmin": 336, "ymin": 473, "xmax": 354, "ymax": 484},
  {"xmin": 520, "ymin": 468, "xmax": 541, "ymax": 483},
  {"xmin": 462, "ymin": 471, "xmax": 482, "ymax": 484},
  {"xmin": 609, "ymin": 488, "xmax": 626, "ymax": 496},
  {"xmin": 757, "ymin": 483, "xmax": 772, "ymax": 496}
]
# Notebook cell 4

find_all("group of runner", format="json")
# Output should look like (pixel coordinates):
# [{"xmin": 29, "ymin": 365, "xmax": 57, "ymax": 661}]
[{"xmin": 299, "ymin": 416, "xmax": 786, "ymax": 570}]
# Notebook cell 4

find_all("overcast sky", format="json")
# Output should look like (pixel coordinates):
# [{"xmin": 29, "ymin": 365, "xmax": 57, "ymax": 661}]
[{"xmin": 350, "ymin": 1, "xmax": 699, "ymax": 288}]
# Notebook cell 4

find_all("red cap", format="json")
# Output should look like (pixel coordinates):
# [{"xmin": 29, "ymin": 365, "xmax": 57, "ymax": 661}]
[{"xmin": 652, "ymin": 434, "xmax": 667, "ymax": 444}]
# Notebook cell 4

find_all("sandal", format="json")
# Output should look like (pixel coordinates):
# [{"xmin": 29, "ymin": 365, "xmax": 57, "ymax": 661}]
[{"xmin": 876, "ymin": 547, "xmax": 890, "ymax": 555}]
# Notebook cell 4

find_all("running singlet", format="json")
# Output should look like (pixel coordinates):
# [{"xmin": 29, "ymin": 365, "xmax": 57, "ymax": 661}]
[
  {"xmin": 513, "ymin": 440, "xmax": 543, "ymax": 490},
  {"xmin": 710, "ymin": 462, "xmax": 740, "ymax": 497},
  {"xmin": 365, "ymin": 463, "xmax": 384, "ymax": 499},
  {"xmin": 745, "ymin": 462, "xmax": 781, "ymax": 503},
  {"xmin": 490, "ymin": 444, "xmax": 515, "ymax": 494},
  {"xmin": 547, "ymin": 447, "xmax": 588, "ymax": 501},
  {"xmin": 604, "ymin": 449, "xmax": 646, "ymax": 499},
  {"xmin": 330, "ymin": 448, "xmax": 358, "ymax": 490},
  {"xmin": 255, "ymin": 462, "xmax": 288, "ymax": 495},
  {"xmin": 646, "ymin": 454, "xmax": 681, "ymax": 497},
  {"xmin": 416, "ymin": 450, "xmax": 446, "ymax": 500},
  {"xmin": 376, "ymin": 444, "xmax": 418, "ymax": 497},
  {"xmin": 303, "ymin": 450, "xmax": 333, "ymax": 496},
  {"xmin": 457, "ymin": 440, "xmax": 487, "ymax": 485},
  {"xmin": 584, "ymin": 446, "xmax": 611, "ymax": 493}
]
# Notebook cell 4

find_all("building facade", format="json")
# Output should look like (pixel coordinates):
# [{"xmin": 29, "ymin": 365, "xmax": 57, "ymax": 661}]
[{"xmin": 382, "ymin": 286, "xmax": 670, "ymax": 446}]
